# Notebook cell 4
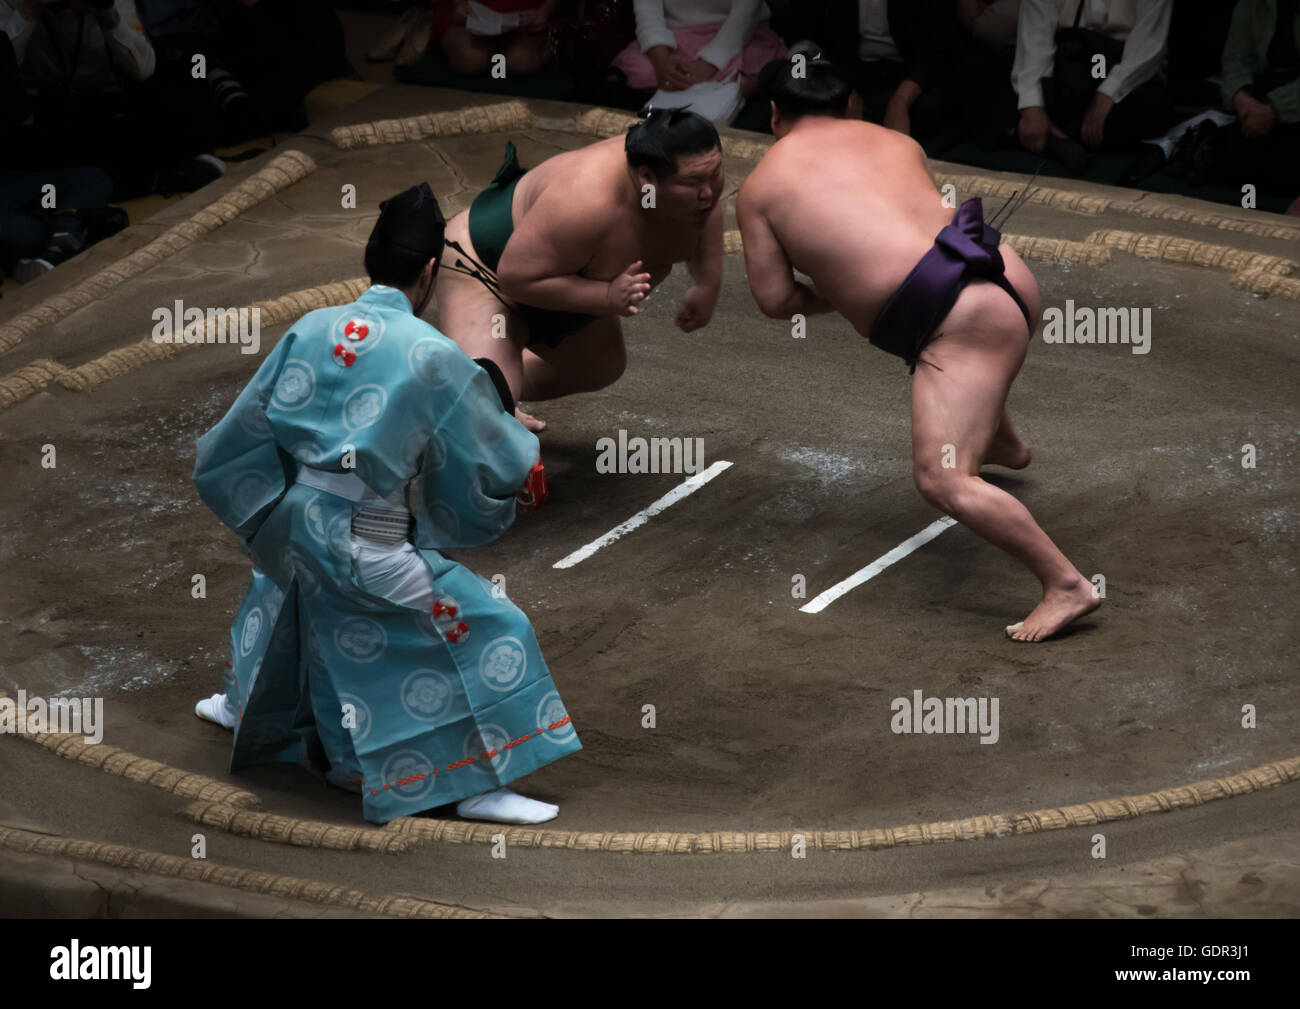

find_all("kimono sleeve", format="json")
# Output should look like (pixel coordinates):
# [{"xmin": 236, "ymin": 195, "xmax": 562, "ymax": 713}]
[
  {"xmin": 413, "ymin": 363, "xmax": 539, "ymax": 551},
  {"xmin": 192, "ymin": 331, "xmax": 297, "ymax": 540}
]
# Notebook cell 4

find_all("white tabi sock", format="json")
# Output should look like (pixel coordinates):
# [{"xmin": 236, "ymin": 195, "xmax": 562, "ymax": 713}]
[
  {"xmin": 194, "ymin": 693, "xmax": 237, "ymax": 730},
  {"xmin": 456, "ymin": 787, "xmax": 559, "ymax": 824}
]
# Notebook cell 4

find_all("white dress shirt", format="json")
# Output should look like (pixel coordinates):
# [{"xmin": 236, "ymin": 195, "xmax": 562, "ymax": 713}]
[{"xmin": 1012, "ymin": 0, "xmax": 1172, "ymax": 109}]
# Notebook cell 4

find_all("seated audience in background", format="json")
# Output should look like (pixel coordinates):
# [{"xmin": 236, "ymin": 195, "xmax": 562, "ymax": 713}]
[
  {"xmin": 2, "ymin": 0, "xmax": 223, "ymax": 199},
  {"xmin": 754, "ymin": 1, "xmax": 962, "ymax": 142},
  {"xmin": 435, "ymin": 0, "xmax": 557, "ymax": 76},
  {"xmin": 955, "ymin": 0, "xmax": 1020, "ymax": 146},
  {"xmin": 611, "ymin": 0, "xmax": 786, "ymax": 98},
  {"xmin": 1212, "ymin": 0, "xmax": 1300, "ymax": 214},
  {"xmin": 1, "ymin": 9, "xmax": 127, "ymax": 286},
  {"xmin": 0, "ymin": 164, "xmax": 124, "ymax": 283},
  {"xmin": 137, "ymin": 0, "xmax": 347, "ymax": 146},
  {"xmin": 962, "ymin": 0, "xmax": 1176, "ymax": 173}
]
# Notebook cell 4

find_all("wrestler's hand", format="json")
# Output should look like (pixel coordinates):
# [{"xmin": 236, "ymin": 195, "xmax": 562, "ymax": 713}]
[
  {"xmin": 675, "ymin": 283, "xmax": 717, "ymax": 332},
  {"xmin": 607, "ymin": 260, "xmax": 652, "ymax": 316},
  {"xmin": 1017, "ymin": 106, "xmax": 1065, "ymax": 154},
  {"xmin": 1080, "ymin": 92, "xmax": 1113, "ymax": 149}
]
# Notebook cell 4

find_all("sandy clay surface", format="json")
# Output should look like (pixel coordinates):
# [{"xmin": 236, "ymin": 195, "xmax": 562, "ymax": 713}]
[{"xmin": 1, "ymin": 87, "xmax": 1297, "ymax": 915}]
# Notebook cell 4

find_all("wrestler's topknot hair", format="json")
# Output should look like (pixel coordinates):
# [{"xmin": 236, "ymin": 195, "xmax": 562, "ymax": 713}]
[
  {"xmin": 768, "ymin": 58, "xmax": 853, "ymax": 120},
  {"xmin": 625, "ymin": 107, "xmax": 721, "ymax": 178}
]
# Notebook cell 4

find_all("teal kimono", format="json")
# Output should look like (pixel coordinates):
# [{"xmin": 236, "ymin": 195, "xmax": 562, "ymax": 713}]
[{"xmin": 193, "ymin": 284, "xmax": 580, "ymax": 824}]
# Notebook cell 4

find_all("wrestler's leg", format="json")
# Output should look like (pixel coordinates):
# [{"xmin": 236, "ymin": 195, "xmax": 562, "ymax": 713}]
[
  {"xmin": 911, "ymin": 293, "xmax": 1096, "ymax": 642},
  {"xmin": 433, "ymin": 211, "xmax": 543, "ymax": 429},
  {"xmin": 519, "ymin": 315, "xmax": 627, "ymax": 401},
  {"xmin": 983, "ymin": 406, "xmax": 1032, "ymax": 469},
  {"xmin": 981, "ymin": 246, "xmax": 1039, "ymax": 470}
]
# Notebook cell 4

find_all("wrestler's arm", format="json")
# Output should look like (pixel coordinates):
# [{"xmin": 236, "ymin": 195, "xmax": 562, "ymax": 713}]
[
  {"xmin": 735, "ymin": 184, "xmax": 830, "ymax": 319},
  {"xmin": 495, "ymin": 190, "xmax": 619, "ymax": 316},
  {"xmin": 687, "ymin": 198, "xmax": 723, "ymax": 292},
  {"xmin": 675, "ymin": 198, "xmax": 723, "ymax": 330}
]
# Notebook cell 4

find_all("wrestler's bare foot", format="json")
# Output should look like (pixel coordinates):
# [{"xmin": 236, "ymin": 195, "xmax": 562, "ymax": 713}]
[
  {"xmin": 1005, "ymin": 578, "xmax": 1099, "ymax": 642},
  {"xmin": 515, "ymin": 405, "xmax": 547, "ymax": 432},
  {"xmin": 983, "ymin": 426, "xmax": 1031, "ymax": 469}
]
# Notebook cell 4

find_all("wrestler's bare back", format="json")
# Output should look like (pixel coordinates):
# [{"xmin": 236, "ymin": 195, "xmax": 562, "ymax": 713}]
[{"xmin": 739, "ymin": 118, "xmax": 1038, "ymax": 336}]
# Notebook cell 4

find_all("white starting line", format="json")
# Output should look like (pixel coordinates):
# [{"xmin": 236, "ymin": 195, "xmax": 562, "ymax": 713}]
[
  {"xmin": 799, "ymin": 516, "xmax": 958, "ymax": 614},
  {"xmin": 553, "ymin": 460, "xmax": 734, "ymax": 569}
]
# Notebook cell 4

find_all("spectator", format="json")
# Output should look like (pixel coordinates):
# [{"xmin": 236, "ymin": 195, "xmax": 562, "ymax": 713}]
[
  {"xmin": 138, "ymin": 0, "xmax": 346, "ymax": 144},
  {"xmin": 760, "ymin": 1, "xmax": 962, "ymax": 141},
  {"xmin": 7, "ymin": 0, "xmax": 156, "ymax": 88},
  {"xmin": 955, "ymin": 1, "xmax": 1023, "ymax": 148},
  {"xmin": 2, "ymin": 0, "xmax": 224, "ymax": 199},
  {"xmin": 135, "ymin": 0, "xmax": 253, "ymax": 147},
  {"xmin": 1, "ymin": 8, "xmax": 128, "ymax": 285},
  {"xmin": 1017, "ymin": 1, "xmax": 1174, "ymax": 170},
  {"xmin": 612, "ymin": 0, "xmax": 787, "ymax": 98},
  {"xmin": 1211, "ymin": 0, "xmax": 1299, "ymax": 214},
  {"xmin": 0, "ymin": 164, "xmax": 122, "ymax": 283},
  {"xmin": 220, "ymin": 0, "xmax": 346, "ymax": 134},
  {"xmin": 0, "ymin": 18, "xmax": 31, "ymax": 143},
  {"xmin": 436, "ymin": 0, "xmax": 557, "ymax": 76},
  {"xmin": 959, "ymin": 0, "xmax": 1174, "ymax": 173},
  {"xmin": 367, "ymin": 2, "xmax": 430, "ymax": 66}
]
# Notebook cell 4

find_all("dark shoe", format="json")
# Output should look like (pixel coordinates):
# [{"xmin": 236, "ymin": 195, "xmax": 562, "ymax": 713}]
[
  {"xmin": 1043, "ymin": 133, "xmax": 1088, "ymax": 175},
  {"xmin": 76, "ymin": 204, "xmax": 129, "ymax": 245},
  {"xmin": 43, "ymin": 215, "xmax": 87, "ymax": 264},
  {"xmin": 1119, "ymin": 142, "xmax": 1166, "ymax": 186},
  {"xmin": 156, "ymin": 154, "xmax": 225, "ymax": 196},
  {"xmin": 217, "ymin": 94, "xmax": 265, "ymax": 146}
]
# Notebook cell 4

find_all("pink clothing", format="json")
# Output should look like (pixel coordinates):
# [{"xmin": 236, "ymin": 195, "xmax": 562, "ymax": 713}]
[{"xmin": 612, "ymin": 21, "xmax": 787, "ymax": 90}]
